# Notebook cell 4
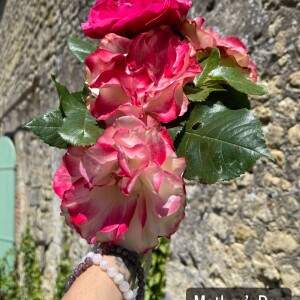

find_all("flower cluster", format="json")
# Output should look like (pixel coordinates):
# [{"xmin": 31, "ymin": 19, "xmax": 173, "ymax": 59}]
[
  {"xmin": 55, "ymin": 0, "xmax": 198, "ymax": 253},
  {"xmin": 26, "ymin": 0, "xmax": 269, "ymax": 253}
]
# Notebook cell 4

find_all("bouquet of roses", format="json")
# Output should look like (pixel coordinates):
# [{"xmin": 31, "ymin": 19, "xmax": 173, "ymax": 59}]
[{"xmin": 25, "ymin": 0, "xmax": 271, "ymax": 255}]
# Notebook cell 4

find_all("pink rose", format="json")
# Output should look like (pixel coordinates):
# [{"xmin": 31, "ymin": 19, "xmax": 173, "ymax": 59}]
[
  {"xmin": 82, "ymin": 0, "xmax": 192, "ymax": 39},
  {"xmin": 53, "ymin": 116, "xmax": 186, "ymax": 253},
  {"xmin": 85, "ymin": 27, "xmax": 202, "ymax": 123},
  {"xmin": 179, "ymin": 17, "xmax": 257, "ymax": 81}
]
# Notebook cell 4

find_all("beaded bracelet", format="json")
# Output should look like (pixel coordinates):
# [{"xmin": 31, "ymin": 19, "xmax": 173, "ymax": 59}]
[{"xmin": 64, "ymin": 243, "xmax": 145, "ymax": 300}]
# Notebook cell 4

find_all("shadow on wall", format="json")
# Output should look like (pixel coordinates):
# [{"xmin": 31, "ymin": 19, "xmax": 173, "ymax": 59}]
[{"xmin": 0, "ymin": 0, "xmax": 7, "ymax": 23}]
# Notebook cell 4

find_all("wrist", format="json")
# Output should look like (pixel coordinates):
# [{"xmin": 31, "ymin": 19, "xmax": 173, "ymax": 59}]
[{"xmin": 64, "ymin": 243, "xmax": 145, "ymax": 300}]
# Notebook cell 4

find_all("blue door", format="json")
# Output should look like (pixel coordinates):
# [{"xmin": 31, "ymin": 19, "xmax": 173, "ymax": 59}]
[{"xmin": 0, "ymin": 136, "xmax": 16, "ymax": 259}]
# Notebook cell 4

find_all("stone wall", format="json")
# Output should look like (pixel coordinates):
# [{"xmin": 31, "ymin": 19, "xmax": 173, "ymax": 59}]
[
  {"xmin": 0, "ymin": 0, "xmax": 299, "ymax": 299},
  {"xmin": 166, "ymin": 0, "xmax": 300, "ymax": 299},
  {"xmin": 0, "ymin": 1, "xmax": 94, "ymax": 297}
]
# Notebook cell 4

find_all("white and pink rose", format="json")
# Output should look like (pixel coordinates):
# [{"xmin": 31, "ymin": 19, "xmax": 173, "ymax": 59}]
[
  {"xmin": 85, "ymin": 27, "xmax": 202, "ymax": 123},
  {"xmin": 179, "ymin": 17, "xmax": 257, "ymax": 81},
  {"xmin": 53, "ymin": 116, "xmax": 186, "ymax": 253}
]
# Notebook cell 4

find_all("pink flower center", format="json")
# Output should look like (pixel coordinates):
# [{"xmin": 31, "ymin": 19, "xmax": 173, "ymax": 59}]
[{"xmin": 125, "ymin": 61, "xmax": 145, "ymax": 76}]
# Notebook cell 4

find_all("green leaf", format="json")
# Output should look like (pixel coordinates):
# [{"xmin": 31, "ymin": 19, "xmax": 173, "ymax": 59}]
[
  {"xmin": 177, "ymin": 103, "xmax": 272, "ymax": 183},
  {"xmin": 194, "ymin": 48, "xmax": 221, "ymax": 87},
  {"xmin": 60, "ymin": 92, "xmax": 86, "ymax": 116},
  {"xmin": 208, "ymin": 66, "xmax": 267, "ymax": 95},
  {"xmin": 187, "ymin": 86, "xmax": 226, "ymax": 102},
  {"xmin": 82, "ymin": 85, "xmax": 90, "ymax": 98},
  {"xmin": 58, "ymin": 110, "xmax": 103, "ymax": 146},
  {"xmin": 67, "ymin": 37, "xmax": 97, "ymax": 63},
  {"xmin": 207, "ymin": 85, "xmax": 251, "ymax": 110},
  {"xmin": 52, "ymin": 76, "xmax": 88, "ymax": 116},
  {"xmin": 23, "ymin": 109, "xmax": 68, "ymax": 149},
  {"xmin": 51, "ymin": 75, "xmax": 70, "ymax": 100},
  {"xmin": 167, "ymin": 126, "xmax": 184, "ymax": 142}
]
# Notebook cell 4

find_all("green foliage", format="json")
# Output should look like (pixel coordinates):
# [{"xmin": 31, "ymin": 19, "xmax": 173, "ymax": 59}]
[
  {"xmin": 59, "ymin": 109, "xmax": 103, "ymax": 146},
  {"xmin": 208, "ymin": 85, "xmax": 250, "ymax": 110},
  {"xmin": 145, "ymin": 237, "xmax": 171, "ymax": 300},
  {"xmin": 168, "ymin": 50, "xmax": 271, "ymax": 183},
  {"xmin": 52, "ymin": 74, "xmax": 71, "ymax": 101},
  {"xmin": 176, "ymin": 49, "xmax": 271, "ymax": 183},
  {"xmin": 187, "ymin": 48, "xmax": 267, "ymax": 103},
  {"xmin": 176, "ymin": 102, "xmax": 272, "ymax": 184},
  {"xmin": 0, "ymin": 223, "xmax": 74, "ymax": 300},
  {"xmin": 24, "ymin": 109, "xmax": 68, "ymax": 149},
  {"xmin": 194, "ymin": 47, "xmax": 221, "ymax": 87},
  {"xmin": 0, "ymin": 225, "xmax": 44, "ymax": 299},
  {"xmin": 60, "ymin": 92, "xmax": 86, "ymax": 116},
  {"xmin": 0, "ymin": 250, "xmax": 20, "ymax": 299},
  {"xmin": 208, "ymin": 66, "xmax": 267, "ymax": 95},
  {"xmin": 54, "ymin": 226, "xmax": 72, "ymax": 300},
  {"xmin": 20, "ymin": 225, "xmax": 43, "ymax": 300},
  {"xmin": 186, "ymin": 86, "xmax": 226, "ymax": 102},
  {"xmin": 167, "ymin": 125, "xmax": 184, "ymax": 142},
  {"xmin": 67, "ymin": 37, "xmax": 97, "ymax": 63},
  {"xmin": 24, "ymin": 78, "xmax": 103, "ymax": 148}
]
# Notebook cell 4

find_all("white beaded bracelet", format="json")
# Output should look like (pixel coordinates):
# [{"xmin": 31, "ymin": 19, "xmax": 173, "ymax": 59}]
[
  {"xmin": 65, "ymin": 244, "xmax": 145, "ymax": 299},
  {"xmin": 84, "ymin": 251, "xmax": 135, "ymax": 300}
]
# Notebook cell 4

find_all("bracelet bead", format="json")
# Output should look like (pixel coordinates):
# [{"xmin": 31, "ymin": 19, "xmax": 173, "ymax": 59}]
[
  {"xmin": 86, "ymin": 251, "xmax": 94, "ymax": 258},
  {"xmin": 119, "ymin": 280, "xmax": 130, "ymax": 292},
  {"xmin": 92, "ymin": 253, "xmax": 102, "ymax": 265},
  {"xmin": 107, "ymin": 267, "xmax": 118, "ymax": 278},
  {"xmin": 100, "ymin": 259, "xmax": 109, "ymax": 270},
  {"xmin": 79, "ymin": 262, "xmax": 87, "ymax": 272},
  {"xmin": 113, "ymin": 273, "xmax": 124, "ymax": 284},
  {"xmin": 124, "ymin": 289, "xmax": 134, "ymax": 300},
  {"xmin": 72, "ymin": 268, "xmax": 81, "ymax": 278}
]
